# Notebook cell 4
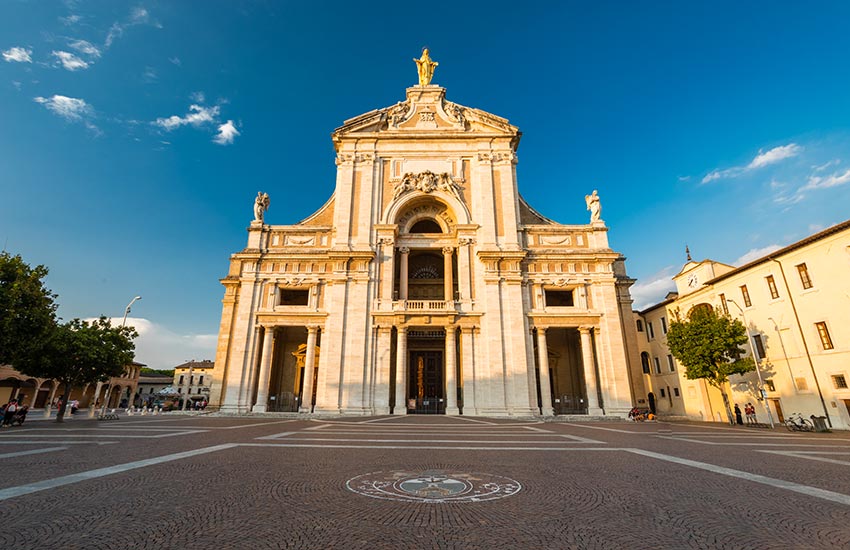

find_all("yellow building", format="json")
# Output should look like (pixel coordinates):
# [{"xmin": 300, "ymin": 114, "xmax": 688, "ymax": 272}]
[{"xmin": 637, "ymin": 219, "xmax": 850, "ymax": 429}]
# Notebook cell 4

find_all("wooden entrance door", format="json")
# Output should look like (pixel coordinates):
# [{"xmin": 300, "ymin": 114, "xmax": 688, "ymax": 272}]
[{"xmin": 408, "ymin": 351, "xmax": 444, "ymax": 414}]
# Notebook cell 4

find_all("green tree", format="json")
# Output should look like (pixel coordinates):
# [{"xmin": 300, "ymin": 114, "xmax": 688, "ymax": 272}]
[
  {"xmin": 666, "ymin": 305, "xmax": 754, "ymax": 424},
  {"xmin": 17, "ymin": 317, "xmax": 137, "ymax": 422},
  {"xmin": 0, "ymin": 252, "xmax": 58, "ymax": 366}
]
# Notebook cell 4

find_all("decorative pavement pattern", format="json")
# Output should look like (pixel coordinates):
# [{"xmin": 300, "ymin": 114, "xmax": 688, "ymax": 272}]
[{"xmin": 1, "ymin": 414, "xmax": 850, "ymax": 548}]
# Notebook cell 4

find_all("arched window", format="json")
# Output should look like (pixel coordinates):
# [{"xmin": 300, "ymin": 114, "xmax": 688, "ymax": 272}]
[
  {"xmin": 409, "ymin": 219, "xmax": 442, "ymax": 234},
  {"xmin": 640, "ymin": 352, "xmax": 651, "ymax": 374}
]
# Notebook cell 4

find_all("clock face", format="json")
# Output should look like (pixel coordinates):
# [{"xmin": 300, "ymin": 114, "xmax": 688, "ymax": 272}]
[{"xmin": 687, "ymin": 274, "xmax": 699, "ymax": 288}]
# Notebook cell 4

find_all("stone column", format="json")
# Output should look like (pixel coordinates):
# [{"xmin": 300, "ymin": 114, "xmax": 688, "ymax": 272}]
[
  {"xmin": 460, "ymin": 327, "xmax": 476, "ymax": 415},
  {"xmin": 299, "ymin": 326, "xmax": 319, "ymax": 413},
  {"xmin": 394, "ymin": 327, "xmax": 407, "ymax": 415},
  {"xmin": 536, "ymin": 328, "xmax": 554, "ymax": 416},
  {"xmin": 445, "ymin": 327, "xmax": 459, "ymax": 415},
  {"xmin": 374, "ymin": 326, "xmax": 393, "ymax": 415},
  {"xmin": 443, "ymin": 247, "xmax": 454, "ymax": 303},
  {"xmin": 579, "ymin": 327, "xmax": 603, "ymax": 414},
  {"xmin": 88, "ymin": 381, "xmax": 103, "ymax": 417},
  {"xmin": 252, "ymin": 327, "xmax": 276, "ymax": 413},
  {"xmin": 399, "ymin": 247, "xmax": 410, "ymax": 301}
]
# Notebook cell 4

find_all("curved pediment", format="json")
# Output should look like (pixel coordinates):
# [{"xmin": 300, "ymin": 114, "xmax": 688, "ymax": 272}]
[{"xmin": 332, "ymin": 86, "xmax": 519, "ymax": 139}]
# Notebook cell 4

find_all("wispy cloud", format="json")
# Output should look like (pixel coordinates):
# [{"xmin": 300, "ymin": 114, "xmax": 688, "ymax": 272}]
[
  {"xmin": 34, "ymin": 94, "xmax": 91, "ymax": 120},
  {"xmin": 34, "ymin": 94, "xmax": 100, "ymax": 134},
  {"xmin": 59, "ymin": 14, "xmax": 82, "ymax": 26},
  {"xmin": 2, "ymin": 47, "xmax": 32, "ymax": 63},
  {"xmin": 702, "ymin": 143, "xmax": 802, "ymax": 184},
  {"xmin": 801, "ymin": 168, "xmax": 850, "ymax": 191},
  {"xmin": 142, "ymin": 66, "xmax": 157, "ymax": 82},
  {"xmin": 747, "ymin": 144, "xmax": 802, "ymax": 169},
  {"xmin": 213, "ymin": 120, "xmax": 240, "ymax": 145},
  {"xmin": 105, "ymin": 6, "xmax": 160, "ymax": 48},
  {"xmin": 812, "ymin": 159, "xmax": 840, "ymax": 172},
  {"xmin": 52, "ymin": 50, "xmax": 89, "ymax": 71},
  {"xmin": 732, "ymin": 245, "xmax": 782, "ymax": 266},
  {"xmin": 168, "ymin": 56, "xmax": 181, "ymax": 66},
  {"xmin": 68, "ymin": 39, "xmax": 101, "ymax": 58},
  {"xmin": 153, "ymin": 104, "xmax": 220, "ymax": 131},
  {"xmin": 631, "ymin": 266, "xmax": 678, "ymax": 310}
]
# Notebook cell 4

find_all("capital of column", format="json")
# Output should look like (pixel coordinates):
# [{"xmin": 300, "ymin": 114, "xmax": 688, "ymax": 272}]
[
  {"xmin": 398, "ymin": 246, "xmax": 410, "ymax": 255},
  {"xmin": 442, "ymin": 247, "xmax": 454, "ymax": 256},
  {"xmin": 306, "ymin": 325, "xmax": 320, "ymax": 335},
  {"xmin": 536, "ymin": 326, "xmax": 547, "ymax": 335},
  {"xmin": 578, "ymin": 325, "xmax": 595, "ymax": 335}
]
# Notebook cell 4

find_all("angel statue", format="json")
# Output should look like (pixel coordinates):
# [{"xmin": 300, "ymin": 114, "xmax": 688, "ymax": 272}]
[
  {"xmin": 253, "ymin": 192, "xmax": 270, "ymax": 223},
  {"xmin": 413, "ymin": 48, "xmax": 438, "ymax": 86},
  {"xmin": 585, "ymin": 189, "xmax": 601, "ymax": 222}
]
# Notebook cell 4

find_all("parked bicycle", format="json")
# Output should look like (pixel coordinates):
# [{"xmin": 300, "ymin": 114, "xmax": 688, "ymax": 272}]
[{"xmin": 785, "ymin": 412, "xmax": 814, "ymax": 432}]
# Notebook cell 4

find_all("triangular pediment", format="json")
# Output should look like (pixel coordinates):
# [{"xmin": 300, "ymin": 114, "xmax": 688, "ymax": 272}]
[{"xmin": 333, "ymin": 86, "xmax": 519, "ymax": 139}]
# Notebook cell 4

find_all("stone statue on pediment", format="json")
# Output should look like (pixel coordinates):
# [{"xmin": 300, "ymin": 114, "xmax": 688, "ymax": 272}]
[
  {"xmin": 585, "ymin": 189, "xmax": 601, "ymax": 222},
  {"xmin": 389, "ymin": 100, "xmax": 410, "ymax": 127},
  {"xmin": 254, "ymin": 191, "xmax": 270, "ymax": 222},
  {"xmin": 414, "ymin": 48, "xmax": 438, "ymax": 86}
]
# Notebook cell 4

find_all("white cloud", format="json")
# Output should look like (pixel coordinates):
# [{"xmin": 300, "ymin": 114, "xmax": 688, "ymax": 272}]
[
  {"xmin": 747, "ymin": 143, "xmax": 802, "ymax": 169},
  {"xmin": 190, "ymin": 91, "xmax": 205, "ymax": 103},
  {"xmin": 213, "ymin": 120, "xmax": 240, "ymax": 145},
  {"xmin": 169, "ymin": 56, "xmax": 181, "ymax": 66},
  {"xmin": 2, "ymin": 47, "xmax": 32, "ymax": 63},
  {"xmin": 732, "ymin": 245, "xmax": 782, "ymax": 267},
  {"xmin": 801, "ymin": 168, "xmax": 850, "ymax": 191},
  {"xmin": 95, "ymin": 317, "xmax": 216, "ymax": 371},
  {"xmin": 68, "ymin": 39, "xmax": 101, "ymax": 58},
  {"xmin": 631, "ymin": 267, "xmax": 677, "ymax": 310},
  {"xmin": 153, "ymin": 104, "xmax": 220, "ymax": 130},
  {"xmin": 34, "ymin": 94, "xmax": 91, "ymax": 120},
  {"xmin": 702, "ymin": 143, "xmax": 801, "ymax": 184},
  {"xmin": 52, "ymin": 50, "xmax": 89, "ymax": 71}
]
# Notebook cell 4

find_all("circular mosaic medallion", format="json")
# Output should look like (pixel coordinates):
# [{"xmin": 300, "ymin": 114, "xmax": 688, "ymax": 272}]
[{"xmin": 346, "ymin": 470, "xmax": 522, "ymax": 503}]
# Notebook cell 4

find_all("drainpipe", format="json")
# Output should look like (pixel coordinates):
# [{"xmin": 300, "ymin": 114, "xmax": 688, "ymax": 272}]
[{"xmin": 770, "ymin": 257, "xmax": 831, "ymax": 427}]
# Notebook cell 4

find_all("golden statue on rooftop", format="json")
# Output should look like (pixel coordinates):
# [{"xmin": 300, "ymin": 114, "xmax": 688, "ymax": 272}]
[{"xmin": 414, "ymin": 48, "xmax": 438, "ymax": 86}]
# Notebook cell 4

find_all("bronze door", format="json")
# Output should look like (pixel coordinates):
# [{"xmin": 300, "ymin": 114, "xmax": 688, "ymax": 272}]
[{"xmin": 408, "ymin": 351, "xmax": 444, "ymax": 414}]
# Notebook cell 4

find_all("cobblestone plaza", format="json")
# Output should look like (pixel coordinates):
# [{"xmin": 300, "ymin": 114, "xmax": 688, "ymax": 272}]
[{"xmin": 2, "ymin": 415, "xmax": 850, "ymax": 548}]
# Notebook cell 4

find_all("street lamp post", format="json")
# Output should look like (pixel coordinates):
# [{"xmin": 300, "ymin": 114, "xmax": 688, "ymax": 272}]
[
  {"xmin": 727, "ymin": 298, "xmax": 775, "ymax": 428},
  {"xmin": 100, "ymin": 296, "xmax": 141, "ymax": 418}
]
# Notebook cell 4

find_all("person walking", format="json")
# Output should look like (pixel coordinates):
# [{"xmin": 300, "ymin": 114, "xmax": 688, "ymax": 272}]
[{"xmin": 734, "ymin": 404, "xmax": 744, "ymax": 425}]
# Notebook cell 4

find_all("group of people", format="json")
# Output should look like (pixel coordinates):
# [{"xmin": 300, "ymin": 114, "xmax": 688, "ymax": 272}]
[
  {"xmin": 734, "ymin": 403, "xmax": 758, "ymax": 425},
  {"xmin": 0, "ymin": 399, "xmax": 29, "ymax": 427}
]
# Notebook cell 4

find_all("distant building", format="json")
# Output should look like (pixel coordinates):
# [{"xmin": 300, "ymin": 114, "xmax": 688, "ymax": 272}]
[
  {"xmin": 0, "ymin": 361, "xmax": 143, "ymax": 410},
  {"xmin": 136, "ymin": 375, "xmax": 174, "ymax": 405},
  {"xmin": 636, "ymin": 220, "xmax": 850, "ymax": 429},
  {"xmin": 174, "ymin": 360, "xmax": 214, "ymax": 402}
]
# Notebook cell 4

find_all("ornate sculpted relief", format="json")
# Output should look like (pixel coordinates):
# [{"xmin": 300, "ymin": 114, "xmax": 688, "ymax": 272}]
[
  {"xmin": 391, "ymin": 170, "xmax": 463, "ymax": 203},
  {"xmin": 285, "ymin": 235, "xmax": 316, "ymax": 246},
  {"xmin": 388, "ymin": 100, "xmax": 411, "ymax": 128},
  {"xmin": 538, "ymin": 235, "xmax": 572, "ymax": 246},
  {"xmin": 443, "ymin": 100, "xmax": 465, "ymax": 126},
  {"xmin": 335, "ymin": 153, "xmax": 354, "ymax": 166},
  {"xmin": 397, "ymin": 204, "xmax": 455, "ymax": 230}
]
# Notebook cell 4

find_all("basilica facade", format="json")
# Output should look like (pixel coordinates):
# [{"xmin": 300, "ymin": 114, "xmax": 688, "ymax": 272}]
[{"xmin": 209, "ymin": 66, "xmax": 644, "ymax": 417}]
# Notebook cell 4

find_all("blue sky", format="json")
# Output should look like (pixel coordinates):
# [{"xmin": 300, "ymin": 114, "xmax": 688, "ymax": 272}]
[{"xmin": 3, "ymin": 1, "xmax": 850, "ymax": 370}]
